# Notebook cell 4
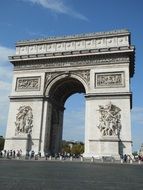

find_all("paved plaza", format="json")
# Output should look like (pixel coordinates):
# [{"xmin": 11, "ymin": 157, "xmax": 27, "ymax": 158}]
[{"xmin": 0, "ymin": 160, "xmax": 143, "ymax": 190}]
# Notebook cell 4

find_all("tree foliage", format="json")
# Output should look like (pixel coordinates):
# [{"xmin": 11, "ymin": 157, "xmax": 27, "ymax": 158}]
[
  {"xmin": 132, "ymin": 151, "xmax": 138, "ymax": 157},
  {"xmin": 71, "ymin": 144, "xmax": 84, "ymax": 155},
  {"xmin": 62, "ymin": 140, "xmax": 84, "ymax": 155}
]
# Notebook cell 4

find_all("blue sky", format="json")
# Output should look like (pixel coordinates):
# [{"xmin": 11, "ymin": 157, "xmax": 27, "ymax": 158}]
[{"xmin": 0, "ymin": 0, "xmax": 143, "ymax": 151}]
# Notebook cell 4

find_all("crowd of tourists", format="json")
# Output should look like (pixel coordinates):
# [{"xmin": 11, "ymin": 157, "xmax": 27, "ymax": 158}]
[
  {"xmin": 0, "ymin": 149, "xmax": 23, "ymax": 159},
  {"xmin": 0, "ymin": 150, "xmax": 143, "ymax": 163},
  {"xmin": 0, "ymin": 149, "xmax": 42, "ymax": 160},
  {"xmin": 121, "ymin": 154, "xmax": 143, "ymax": 163},
  {"xmin": 0, "ymin": 150, "xmax": 82, "ymax": 160}
]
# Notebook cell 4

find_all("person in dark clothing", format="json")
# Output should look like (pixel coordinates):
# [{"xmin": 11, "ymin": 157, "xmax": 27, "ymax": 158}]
[{"xmin": 123, "ymin": 154, "xmax": 127, "ymax": 162}]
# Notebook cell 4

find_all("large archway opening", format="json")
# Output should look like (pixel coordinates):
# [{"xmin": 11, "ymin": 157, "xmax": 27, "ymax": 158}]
[
  {"xmin": 62, "ymin": 94, "xmax": 85, "ymax": 156},
  {"xmin": 63, "ymin": 93, "xmax": 85, "ymax": 142},
  {"xmin": 46, "ymin": 76, "xmax": 86, "ymax": 155}
]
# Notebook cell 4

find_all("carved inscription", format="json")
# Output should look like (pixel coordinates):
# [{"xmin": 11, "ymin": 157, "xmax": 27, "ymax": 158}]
[
  {"xmin": 95, "ymin": 72, "xmax": 124, "ymax": 88},
  {"xmin": 16, "ymin": 77, "xmax": 41, "ymax": 91},
  {"xmin": 15, "ymin": 106, "xmax": 33, "ymax": 135},
  {"xmin": 97, "ymin": 102, "xmax": 121, "ymax": 137}
]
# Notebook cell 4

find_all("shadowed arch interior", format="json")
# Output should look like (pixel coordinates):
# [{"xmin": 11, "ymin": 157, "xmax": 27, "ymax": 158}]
[
  {"xmin": 49, "ymin": 77, "xmax": 86, "ymax": 106},
  {"xmin": 46, "ymin": 76, "xmax": 86, "ymax": 155}
]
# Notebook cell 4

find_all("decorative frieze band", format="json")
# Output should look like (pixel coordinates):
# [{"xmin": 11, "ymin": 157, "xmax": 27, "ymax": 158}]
[
  {"xmin": 13, "ymin": 54, "xmax": 130, "ymax": 71},
  {"xmin": 95, "ymin": 72, "xmax": 124, "ymax": 88},
  {"xmin": 16, "ymin": 77, "xmax": 41, "ymax": 91},
  {"xmin": 16, "ymin": 35, "xmax": 129, "ymax": 56}
]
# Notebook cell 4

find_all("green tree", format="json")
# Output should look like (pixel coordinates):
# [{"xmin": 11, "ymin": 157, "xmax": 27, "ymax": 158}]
[
  {"xmin": 62, "ymin": 141, "xmax": 71, "ymax": 154},
  {"xmin": 71, "ymin": 143, "xmax": 84, "ymax": 155},
  {"xmin": 62, "ymin": 140, "xmax": 84, "ymax": 155},
  {"xmin": 132, "ymin": 151, "xmax": 138, "ymax": 157}
]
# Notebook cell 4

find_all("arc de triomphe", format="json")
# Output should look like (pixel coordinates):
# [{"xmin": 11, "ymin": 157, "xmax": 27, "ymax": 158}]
[{"xmin": 4, "ymin": 29, "xmax": 135, "ymax": 158}]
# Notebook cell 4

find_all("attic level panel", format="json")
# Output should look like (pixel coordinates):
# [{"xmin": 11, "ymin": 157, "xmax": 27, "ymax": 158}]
[{"xmin": 15, "ymin": 30, "xmax": 131, "ymax": 56}]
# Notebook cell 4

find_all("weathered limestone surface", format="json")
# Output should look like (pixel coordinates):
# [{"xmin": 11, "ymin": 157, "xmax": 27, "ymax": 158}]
[{"xmin": 5, "ymin": 29, "xmax": 135, "ymax": 158}]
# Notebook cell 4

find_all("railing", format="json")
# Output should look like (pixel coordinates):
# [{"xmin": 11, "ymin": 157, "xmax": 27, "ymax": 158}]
[{"xmin": 0, "ymin": 153, "xmax": 142, "ymax": 165}]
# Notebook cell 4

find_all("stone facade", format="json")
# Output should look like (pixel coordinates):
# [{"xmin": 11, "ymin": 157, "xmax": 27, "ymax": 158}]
[{"xmin": 5, "ymin": 29, "xmax": 135, "ymax": 158}]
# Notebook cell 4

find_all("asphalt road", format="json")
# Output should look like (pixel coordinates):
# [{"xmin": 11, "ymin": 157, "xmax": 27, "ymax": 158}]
[{"xmin": 0, "ymin": 160, "xmax": 143, "ymax": 190}]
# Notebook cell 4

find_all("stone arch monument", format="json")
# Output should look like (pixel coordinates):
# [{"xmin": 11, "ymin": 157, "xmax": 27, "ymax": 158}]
[{"xmin": 4, "ymin": 29, "xmax": 135, "ymax": 158}]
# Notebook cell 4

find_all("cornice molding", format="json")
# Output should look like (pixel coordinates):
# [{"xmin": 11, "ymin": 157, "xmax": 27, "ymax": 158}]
[
  {"xmin": 9, "ymin": 95, "xmax": 44, "ymax": 102},
  {"xmin": 16, "ymin": 29, "xmax": 130, "ymax": 46},
  {"xmin": 9, "ymin": 46, "xmax": 134, "ymax": 62},
  {"xmin": 12, "ymin": 29, "xmax": 133, "ymax": 59},
  {"xmin": 12, "ymin": 52, "xmax": 134, "ymax": 77},
  {"xmin": 85, "ymin": 92, "xmax": 132, "ymax": 109},
  {"xmin": 85, "ymin": 92, "xmax": 132, "ymax": 98}
]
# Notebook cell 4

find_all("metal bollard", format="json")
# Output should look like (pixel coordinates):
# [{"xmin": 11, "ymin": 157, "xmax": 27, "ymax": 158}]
[
  {"xmin": 49, "ymin": 156, "xmax": 52, "ymax": 160},
  {"xmin": 130, "ymin": 159, "xmax": 133, "ymax": 164},
  {"xmin": 111, "ymin": 157, "xmax": 114, "ymax": 163},
  {"xmin": 80, "ymin": 156, "xmax": 84, "ymax": 162},
  {"xmin": 101, "ymin": 157, "xmax": 104, "ymax": 163},
  {"xmin": 121, "ymin": 159, "xmax": 123, "ymax": 164},
  {"xmin": 70, "ymin": 156, "xmax": 73, "ymax": 161},
  {"xmin": 60, "ymin": 156, "xmax": 63, "ymax": 161},
  {"xmin": 138, "ymin": 160, "xmax": 141, "ymax": 164},
  {"xmin": 91, "ymin": 157, "xmax": 94, "ymax": 162}
]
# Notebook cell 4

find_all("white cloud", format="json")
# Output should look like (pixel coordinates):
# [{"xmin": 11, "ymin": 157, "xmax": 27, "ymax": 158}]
[
  {"xmin": 21, "ymin": 0, "xmax": 88, "ymax": 21},
  {"xmin": 0, "ymin": 45, "xmax": 14, "ymax": 80},
  {"xmin": 0, "ymin": 81, "xmax": 11, "ymax": 91},
  {"xmin": 0, "ymin": 65, "xmax": 13, "ymax": 81},
  {"xmin": 0, "ymin": 81, "xmax": 11, "ymax": 135},
  {"xmin": 0, "ymin": 45, "xmax": 14, "ymax": 135},
  {"xmin": 0, "ymin": 45, "xmax": 15, "ymax": 64}
]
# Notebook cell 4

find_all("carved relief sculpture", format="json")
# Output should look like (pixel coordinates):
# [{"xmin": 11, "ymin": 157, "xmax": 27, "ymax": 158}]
[
  {"xmin": 16, "ymin": 77, "xmax": 40, "ymax": 91},
  {"xmin": 97, "ymin": 102, "xmax": 121, "ymax": 137},
  {"xmin": 95, "ymin": 72, "xmax": 124, "ymax": 88},
  {"xmin": 45, "ymin": 70, "xmax": 90, "ymax": 90},
  {"xmin": 15, "ymin": 106, "xmax": 33, "ymax": 135},
  {"xmin": 74, "ymin": 70, "xmax": 90, "ymax": 85}
]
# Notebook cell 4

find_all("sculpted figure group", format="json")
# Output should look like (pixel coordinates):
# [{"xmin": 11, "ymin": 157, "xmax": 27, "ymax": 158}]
[
  {"xmin": 15, "ymin": 106, "xmax": 33, "ymax": 135},
  {"xmin": 97, "ymin": 102, "xmax": 121, "ymax": 137}
]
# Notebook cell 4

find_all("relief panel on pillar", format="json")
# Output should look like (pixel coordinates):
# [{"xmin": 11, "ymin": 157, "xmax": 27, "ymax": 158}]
[
  {"xmin": 15, "ymin": 105, "xmax": 33, "ymax": 136},
  {"xmin": 95, "ymin": 72, "xmax": 125, "ymax": 89},
  {"xmin": 15, "ymin": 77, "xmax": 41, "ymax": 91},
  {"xmin": 97, "ymin": 102, "xmax": 122, "ymax": 138}
]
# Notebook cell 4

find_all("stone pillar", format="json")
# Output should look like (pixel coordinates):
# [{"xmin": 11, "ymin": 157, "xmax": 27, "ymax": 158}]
[
  {"xmin": 56, "ymin": 109, "xmax": 64, "ymax": 153},
  {"xmin": 49, "ymin": 105, "xmax": 64, "ymax": 155},
  {"xmin": 84, "ymin": 95, "xmax": 132, "ymax": 159},
  {"xmin": 84, "ymin": 96, "xmax": 101, "ymax": 158},
  {"xmin": 4, "ymin": 98, "xmax": 44, "ymax": 155},
  {"xmin": 40, "ymin": 100, "xmax": 52, "ymax": 156}
]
